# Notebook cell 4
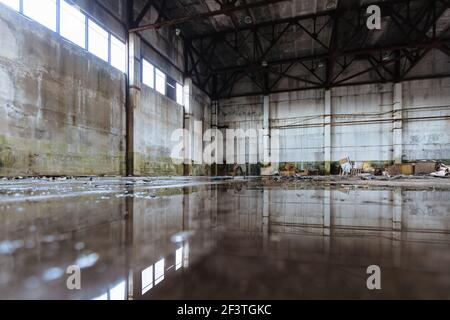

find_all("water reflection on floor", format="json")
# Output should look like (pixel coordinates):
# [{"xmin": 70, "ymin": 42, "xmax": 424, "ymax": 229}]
[{"xmin": 0, "ymin": 180, "xmax": 449, "ymax": 299}]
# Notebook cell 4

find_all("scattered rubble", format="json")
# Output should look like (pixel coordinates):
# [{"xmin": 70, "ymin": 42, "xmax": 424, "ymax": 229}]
[{"xmin": 431, "ymin": 163, "xmax": 450, "ymax": 178}]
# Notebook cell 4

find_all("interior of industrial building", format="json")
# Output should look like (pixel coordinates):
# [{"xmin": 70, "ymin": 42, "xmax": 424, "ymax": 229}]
[{"xmin": 0, "ymin": 0, "xmax": 449, "ymax": 300}]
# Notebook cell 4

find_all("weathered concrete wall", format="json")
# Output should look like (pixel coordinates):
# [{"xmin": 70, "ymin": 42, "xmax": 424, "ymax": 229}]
[
  {"xmin": 272, "ymin": 90, "xmax": 325, "ymax": 164},
  {"xmin": 218, "ymin": 78, "xmax": 450, "ymax": 173},
  {"xmin": 403, "ymin": 78, "xmax": 450, "ymax": 161},
  {"xmin": 187, "ymin": 84, "xmax": 213, "ymax": 176},
  {"xmin": 0, "ymin": 7, "xmax": 126, "ymax": 176},
  {"xmin": 133, "ymin": 87, "xmax": 184, "ymax": 176},
  {"xmin": 331, "ymin": 84, "xmax": 394, "ymax": 163}
]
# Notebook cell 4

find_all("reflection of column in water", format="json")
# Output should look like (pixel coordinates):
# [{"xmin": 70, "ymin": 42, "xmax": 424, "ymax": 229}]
[
  {"xmin": 262, "ymin": 189, "xmax": 270, "ymax": 250},
  {"xmin": 125, "ymin": 184, "xmax": 135, "ymax": 299},
  {"xmin": 323, "ymin": 188, "xmax": 331, "ymax": 236},
  {"xmin": 392, "ymin": 188, "xmax": 403, "ymax": 268},
  {"xmin": 183, "ymin": 242, "xmax": 190, "ymax": 269}
]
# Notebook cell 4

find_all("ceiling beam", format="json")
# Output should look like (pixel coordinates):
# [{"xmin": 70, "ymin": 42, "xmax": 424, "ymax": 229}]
[
  {"xmin": 132, "ymin": 0, "xmax": 153, "ymax": 28},
  {"xmin": 129, "ymin": 0, "xmax": 289, "ymax": 32}
]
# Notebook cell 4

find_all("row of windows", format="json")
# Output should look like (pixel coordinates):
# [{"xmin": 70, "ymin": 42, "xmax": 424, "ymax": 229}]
[
  {"xmin": 1, "ymin": 0, "xmax": 185, "ymax": 106},
  {"xmin": 142, "ymin": 58, "xmax": 184, "ymax": 106},
  {"xmin": 1, "ymin": 0, "xmax": 126, "ymax": 73}
]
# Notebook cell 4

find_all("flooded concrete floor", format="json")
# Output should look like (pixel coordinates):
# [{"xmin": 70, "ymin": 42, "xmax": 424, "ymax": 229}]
[{"xmin": 0, "ymin": 177, "xmax": 449, "ymax": 300}]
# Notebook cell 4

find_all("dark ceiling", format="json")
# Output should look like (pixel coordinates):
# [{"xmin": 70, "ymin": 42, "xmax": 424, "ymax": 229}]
[{"xmin": 131, "ymin": 0, "xmax": 450, "ymax": 98}]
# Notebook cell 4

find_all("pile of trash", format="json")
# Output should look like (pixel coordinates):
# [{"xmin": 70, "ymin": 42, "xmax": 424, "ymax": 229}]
[
  {"xmin": 337, "ymin": 157, "xmax": 450, "ymax": 179},
  {"xmin": 430, "ymin": 162, "xmax": 450, "ymax": 178}
]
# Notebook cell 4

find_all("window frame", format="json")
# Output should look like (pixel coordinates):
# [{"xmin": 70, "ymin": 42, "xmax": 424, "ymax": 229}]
[
  {"xmin": 22, "ymin": 0, "xmax": 58, "ymax": 32},
  {"xmin": 59, "ymin": 0, "xmax": 86, "ymax": 49},
  {"xmin": 87, "ymin": 18, "xmax": 110, "ymax": 63},
  {"xmin": 110, "ymin": 34, "xmax": 126, "ymax": 73},
  {"xmin": 142, "ymin": 59, "xmax": 155, "ymax": 89},
  {"xmin": 155, "ymin": 68, "xmax": 166, "ymax": 95},
  {"xmin": 176, "ymin": 83, "xmax": 184, "ymax": 106},
  {"xmin": 8, "ymin": 0, "xmax": 127, "ymax": 73}
]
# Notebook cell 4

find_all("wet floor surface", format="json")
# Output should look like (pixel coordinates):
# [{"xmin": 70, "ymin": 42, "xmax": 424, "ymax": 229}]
[{"xmin": 0, "ymin": 178, "xmax": 449, "ymax": 299}]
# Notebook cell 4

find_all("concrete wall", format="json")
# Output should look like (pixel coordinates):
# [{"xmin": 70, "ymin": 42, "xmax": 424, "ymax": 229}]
[
  {"xmin": 0, "ymin": 5, "xmax": 212, "ymax": 177},
  {"xmin": 0, "ymin": 7, "xmax": 126, "ymax": 176},
  {"xmin": 403, "ymin": 78, "xmax": 450, "ymax": 161},
  {"xmin": 133, "ymin": 88, "xmax": 184, "ymax": 176},
  {"xmin": 218, "ymin": 78, "xmax": 450, "ymax": 173}
]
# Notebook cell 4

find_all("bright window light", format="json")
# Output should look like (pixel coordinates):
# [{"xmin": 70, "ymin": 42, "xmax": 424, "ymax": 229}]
[
  {"xmin": 92, "ymin": 293, "xmax": 107, "ymax": 300},
  {"xmin": 154, "ymin": 259, "xmax": 165, "ymax": 285},
  {"xmin": 111, "ymin": 35, "xmax": 126, "ymax": 73},
  {"xmin": 176, "ymin": 83, "xmax": 184, "ymax": 106},
  {"xmin": 60, "ymin": 0, "xmax": 86, "ymax": 48},
  {"xmin": 141, "ymin": 265, "xmax": 154, "ymax": 295},
  {"xmin": 176, "ymin": 247, "xmax": 183, "ymax": 270},
  {"xmin": 23, "ymin": 0, "xmax": 57, "ymax": 32},
  {"xmin": 109, "ymin": 281, "xmax": 126, "ymax": 300},
  {"xmin": 88, "ymin": 19, "xmax": 109, "ymax": 62},
  {"xmin": 142, "ymin": 59, "xmax": 154, "ymax": 88},
  {"xmin": 155, "ymin": 68, "xmax": 166, "ymax": 95},
  {"xmin": 0, "ymin": 0, "xmax": 20, "ymax": 11}
]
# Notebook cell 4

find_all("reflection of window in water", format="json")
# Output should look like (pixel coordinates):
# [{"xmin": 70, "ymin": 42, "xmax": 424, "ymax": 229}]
[
  {"xmin": 93, "ymin": 293, "xmax": 108, "ymax": 300},
  {"xmin": 155, "ymin": 259, "xmax": 165, "ymax": 285},
  {"xmin": 95, "ymin": 246, "xmax": 189, "ymax": 299},
  {"xmin": 141, "ymin": 265, "xmax": 154, "ymax": 295},
  {"xmin": 176, "ymin": 247, "xmax": 183, "ymax": 270},
  {"xmin": 93, "ymin": 280, "xmax": 126, "ymax": 300},
  {"xmin": 110, "ymin": 281, "xmax": 126, "ymax": 300}
]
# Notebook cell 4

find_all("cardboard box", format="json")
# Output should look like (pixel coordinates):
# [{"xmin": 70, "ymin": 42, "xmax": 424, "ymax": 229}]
[{"xmin": 400, "ymin": 164, "xmax": 414, "ymax": 176}]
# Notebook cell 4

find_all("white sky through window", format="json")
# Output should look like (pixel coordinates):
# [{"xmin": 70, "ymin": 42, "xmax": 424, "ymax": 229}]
[
  {"xmin": 155, "ymin": 68, "xmax": 166, "ymax": 95},
  {"xmin": 88, "ymin": 19, "xmax": 109, "ymax": 62},
  {"xmin": 142, "ymin": 59, "xmax": 155, "ymax": 88},
  {"xmin": 23, "ymin": 0, "xmax": 57, "ymax": 32},
  {"xmin": 60, "ymin": 0, "xmax": 86, "ymax": 48},
  {"xmin": 111, "ymin": 35, "xmax": 126, "ymax": 73},
  {"xmin": 0, "ymin": 0, "xmax": 20, "ymax": 11}
]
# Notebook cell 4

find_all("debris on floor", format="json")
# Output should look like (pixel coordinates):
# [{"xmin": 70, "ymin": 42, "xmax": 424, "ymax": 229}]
[
  {"xmin": 261, "ymin": 164, "xmax": 278, "ymax": 176},
  {"xmin": 431, "ymin": 163, "xmax": 450, "ymax": 178},
  {"xmin": 415, "ymin": 161, "xmax": 438, "ymax": 175},
  {"xmin": 339, "ymin": 157, "xmax": 352, "ymax": 175}
]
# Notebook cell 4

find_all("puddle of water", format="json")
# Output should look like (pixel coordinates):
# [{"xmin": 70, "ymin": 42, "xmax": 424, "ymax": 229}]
[{"xmin": 0, "ymin": 181, "xmax": 449, "ymax": 299}]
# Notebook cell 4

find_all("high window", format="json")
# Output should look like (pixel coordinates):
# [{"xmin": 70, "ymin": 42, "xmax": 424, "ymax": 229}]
[
  {"xmin": 155, "ymin": 68, "xmax": 166, "ymax": 95},
  {"xmin": 60, "ymin": 0, "xmax": 86, "ymax": 48},
  {"xmin": 0, "ymin": 0, "xmax": 20, "ymax": 11},
  {"xmin": 110, "ymin": 35, "xmax": 126, "ymax": 72},
  {"xmin": 142, "ymin": 59, "xmax": 155, "ymax": 88},
  {"xmin": 23, "ymin": 0, "xmax": 57, "ymax": 32},
  {"xmin": 88, "ymin": 19, "xmax": 109, "ymax": 62},
  {"xmin": 176, "ymin": 83, "xmax": 183, "ymax": 106}
]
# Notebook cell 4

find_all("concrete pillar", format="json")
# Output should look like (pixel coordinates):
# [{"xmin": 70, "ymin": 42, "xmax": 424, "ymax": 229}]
[
  {"xmin": 324, "ymin": 90, "xmax": 332, "ymax": 174},
  {"xmin": 126, "ymin": 33, "xmax": 141, "ymax": 176},
  {"xmin": 393, "ymin": 83, "xmax": 403, "ymax": 164}
]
